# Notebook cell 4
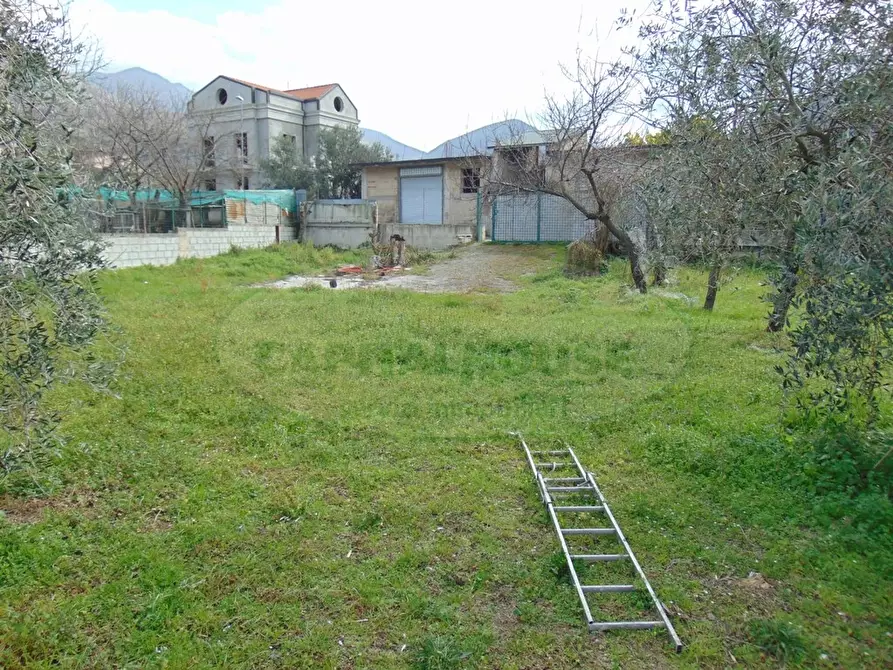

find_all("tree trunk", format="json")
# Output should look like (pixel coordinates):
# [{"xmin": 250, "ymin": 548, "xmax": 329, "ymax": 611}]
[
  {"xmin": 704, "ymin": 262, "xmax": 721, "ymax": 311},
  {"xmin": 627, "ymin": 242, "xmax": 647, "ymax": 293},
  {"xmin": 601, "ymin": 215, "xmax": 646, "ymax": 294},
  {"xmin": 767, "ymin": 227, "xmax": 799, "ymax": 332},
  {"xmin": 767, "ymin": 270, "xmax": 797, "ymax": 331},
  {"xmin": 646, "ymin": 216, "xmax": 666, "ymax": 286},
  {"xmin": 591, "ymin": 220, "xmax": 611, "ymax": 255}
]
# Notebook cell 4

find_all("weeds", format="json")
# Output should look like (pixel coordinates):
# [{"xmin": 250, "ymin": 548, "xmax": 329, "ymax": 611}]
[
  {"xmin": 0, "ymin": 244, "xmax": 888, "ymax": 668},
  {"xmin": 749, "ymin": 619, "xmax": 807, "ymax": 663},
  {"xmin": 412, "ymin": 636, "xmax": 476, "ymax": 670}
]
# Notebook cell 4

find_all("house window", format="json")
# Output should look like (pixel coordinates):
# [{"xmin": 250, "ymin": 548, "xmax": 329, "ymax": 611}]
[
  {"xmin": 283, "ymin": 133, "xmax": 296, "ymax": 148},
  {"xmin": 334, "ymin": 96, "xmax": 344, "ymax": 112},
  {"xmin": 217, "ymin": 88, "xmax": 228, "ymax": 105},
  {"xmin": 204, "ymin": 179, "xmax": 216, "ymax": 191},
  {"xmin": 236, "ymin": 132, "xmax": 248, "ymax": 163},
  {"xmin": 503, "ymin": 146, "xmax": 534, "ymax": 168},
  {"xmin": 204, "ymin": 136, "xmax": 215, "ymax": 167},
  {"xmin": 238, "ymin": 176, "xmax": 249, "ymax": 190},
  {"xmin": 461, "ymin": 167, "xmax": 480, "ymax": 194}
]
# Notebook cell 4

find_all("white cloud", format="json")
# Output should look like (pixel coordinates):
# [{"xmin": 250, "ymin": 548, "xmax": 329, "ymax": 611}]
[{"xmin": 70, "ymin": 0, "xmax": 648, "ymax": 150}]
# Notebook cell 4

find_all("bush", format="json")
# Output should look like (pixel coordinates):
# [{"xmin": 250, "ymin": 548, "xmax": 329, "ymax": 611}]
[
  {"xmin": 565, "ymin": 237, "xmax": 607, "ymax": 276},
  {"xmin": 804, "ymin": 425, "xmax": 893, "ymax": 497}
]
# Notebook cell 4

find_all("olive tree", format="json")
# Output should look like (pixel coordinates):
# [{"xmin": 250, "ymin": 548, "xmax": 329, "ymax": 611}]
[
  {"xmin": 636, "ymin": 0, "xmax": 892, "ymax": 329},
  {"xmin": 1, "ymin": 1, "xmax": 114, "ymax": 481},
  {"xmin": 641, "ymin": 122, "xmax": 774, "ymax": 309},
  {"xmin": 634, "ymin": 0, "xmax": 893, "ymax": 421}
]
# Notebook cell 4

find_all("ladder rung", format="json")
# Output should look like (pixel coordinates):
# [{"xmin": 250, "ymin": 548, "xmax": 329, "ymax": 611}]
[
  {"xmin": 531, "ymin": 450, "xmax": 568, "ymax": 456},
  {"xmin": 581, "ymin": 584, "xmax": 636, "ymax": 593},
  {"xmin": 547, "ymin": 486, "xmax": 594, "ymax": 492},
  {"xmin": 562, "ymin": 528, "xmax": 616, "ymax": 536},
  {"xmin": 571, "ymin": 554, "xmax": 628, "ymax": 562},
  {"xmin": 554, "ymin": 505, "xmax": 605, "ymax": 513},
  {"xmin": 589, "ymin": 620, "xmax": 664, "ymax": 631},
  {"xmin": 543, "ymin": 477, "xmax": 586, "ymax": 483},
  {"xmin": 535, "ymin": 462, "xmax": 574, "ymax": 468}
]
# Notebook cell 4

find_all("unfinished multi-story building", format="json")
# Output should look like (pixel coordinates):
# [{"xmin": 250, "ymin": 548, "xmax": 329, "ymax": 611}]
[{"xmin": 187, "ymin": 76, "xmax": 359, "ymax": 190}]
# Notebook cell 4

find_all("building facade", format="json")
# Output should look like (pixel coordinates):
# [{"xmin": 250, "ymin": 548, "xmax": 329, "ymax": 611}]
[
  {"xmin": 360, "ymin": 156, "xmax": 491, "ymax": 227},
  {"xmin": 187, "ymin": 76, "xmax": 359, "ymax": 190}
]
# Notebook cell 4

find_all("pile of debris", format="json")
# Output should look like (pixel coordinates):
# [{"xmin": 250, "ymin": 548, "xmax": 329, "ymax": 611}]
[{"xmin": 328, "ymin": 234, "xmax": 410, "ymax": 287}]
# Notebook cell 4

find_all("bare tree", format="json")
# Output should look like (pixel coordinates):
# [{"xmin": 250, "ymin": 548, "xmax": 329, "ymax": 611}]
[
  {"xmin": 486, "ymin": 59, "xmax": 651, "ymax": 292},
  {"xmin": 78, "ymin": 85, "xmax": 166, "ymax": 204},
  {"xmin": 142, "ymin": 106, "xmax": 215, "ymax": 205},
  {"xmin": 77, "ymin": 86, "xmax": 216, "ymax": 220}
]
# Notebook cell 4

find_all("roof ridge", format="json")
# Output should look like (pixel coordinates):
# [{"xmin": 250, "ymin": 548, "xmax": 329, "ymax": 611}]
[
  {"xmin": 215, "ymin": 76, "xmax": 338, "ymax": 101},
  {"xmin": 284, "ymin": 82, "xmax": 338, "ymax": 91}
]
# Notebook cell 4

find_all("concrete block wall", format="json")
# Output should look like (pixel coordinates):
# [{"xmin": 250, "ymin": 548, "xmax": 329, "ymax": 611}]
[
  {"xmin": 101, "ymin": 224, "xmax": 296, "ymax": 268},
  {"xmin": 379, "ymin": 224, "xmax": 475, "ymax": 250},
  {"xmin": 102, "ymin": 234, "xmax": 180, "ymax": 268},
  {"xmin": 306, "ymin": 201, "xmax": 375, "ymax": 224},
  {"xmin": 305, "ymin": 222, "xmax": 373, "ymax": 248},
  {"xmin": 280, "ymin": 224, "xmax": 297, "ymax": 242}
]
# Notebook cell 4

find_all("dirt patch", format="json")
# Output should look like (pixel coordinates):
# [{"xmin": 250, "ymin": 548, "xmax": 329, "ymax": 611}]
[
  {"xmin": 264, "ymin": 244, "xmax": 554, "ymax": 294},
  {"xmin": 738, "ymin": 571, "xmax": 774, "ymax": 593},
  {"xmin": 0, "ymin": 490, "xmax": 97, "ymax": 524}
]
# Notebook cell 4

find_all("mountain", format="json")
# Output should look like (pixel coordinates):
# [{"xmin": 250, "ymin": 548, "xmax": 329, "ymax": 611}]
[
  {"xmin": 361, "ymin": 128, "xmax": 426, "ymax": 161},
  {"xmin": 90, "ymin": 67, "xmax": 192, "ymax": 106},
  {"xmin": 424, "ymin": 119, "xmax": 537, "ymax": 159},
  {"xmin": 363, "ymin": 119, "xmax": 539, "ymax": 163}
]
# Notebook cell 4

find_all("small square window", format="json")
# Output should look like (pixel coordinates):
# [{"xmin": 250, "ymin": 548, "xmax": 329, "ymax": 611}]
[
  {"xmin": 204, "ymin": 179, "xmax": 216, "ymax": 191},
  {"xmin": 461, "ymin": 167, "xmax": 480, "ymax": 194}
]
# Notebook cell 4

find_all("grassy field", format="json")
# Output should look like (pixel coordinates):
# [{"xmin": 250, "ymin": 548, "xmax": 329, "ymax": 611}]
[{"xmin": 1, "ymin": 243, "xmax": 890, "ymax": 669}]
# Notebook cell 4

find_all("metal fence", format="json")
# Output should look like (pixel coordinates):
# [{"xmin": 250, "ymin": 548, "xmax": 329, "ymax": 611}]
[
  {"xmin": 492, "ymin": 192, "xmax": 595, "ymax": 242},
  {"xmin": 89, "ymin": 202, "xmax": 226, "ymax": 234}
]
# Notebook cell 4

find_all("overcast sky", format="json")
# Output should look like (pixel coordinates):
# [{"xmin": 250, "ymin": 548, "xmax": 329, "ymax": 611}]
[{"xmin": 70, "ymin": 0, "xmax": 649, "ymax": 151}]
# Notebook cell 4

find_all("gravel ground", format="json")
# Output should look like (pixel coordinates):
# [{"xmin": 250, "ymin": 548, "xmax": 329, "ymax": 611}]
[{"xmin": 264, "ymin": 244, "xmax": 553, "ymax": 293}]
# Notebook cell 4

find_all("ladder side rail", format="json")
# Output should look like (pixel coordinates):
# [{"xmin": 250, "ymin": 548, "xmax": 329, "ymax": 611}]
[
  {"xmin": 538, "ymin": 472, "xmax": 595, "ymax": 626},
  {"xmin": 518, "ymin": 435, "xmax": 540, "ymax": 481},
  {"xmin": 566, "ymin": 446, "xmax": 590, "ymax": 483},
  {"xmin": 586, "ymin": 471, "xmax": 683, "ymax": 652}
]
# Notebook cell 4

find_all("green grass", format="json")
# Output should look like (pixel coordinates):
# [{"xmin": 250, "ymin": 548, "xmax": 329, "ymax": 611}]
[{"xmin": 1, "ymin": 243, "xmax": 890, "ymax": 668}]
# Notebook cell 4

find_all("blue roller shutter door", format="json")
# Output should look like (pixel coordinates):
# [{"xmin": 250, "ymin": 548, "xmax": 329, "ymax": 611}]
[{"xmin": 400, "ymin": 168, "xmax": 443, "ymax": 224}]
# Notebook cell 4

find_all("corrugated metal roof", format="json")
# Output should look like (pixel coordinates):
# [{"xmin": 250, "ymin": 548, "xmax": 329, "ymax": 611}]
[
  {"xmin": 487, "ymin": 129, "xmax": 558, "ymax": 148},
  {"xmin": 353, "ymin": 155, "xmax": 489, "ymax": 168}
]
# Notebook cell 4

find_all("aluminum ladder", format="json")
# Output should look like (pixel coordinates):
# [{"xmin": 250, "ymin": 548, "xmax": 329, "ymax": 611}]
[{"xmin": 519, "ymin": 435, "xmax": 683, "ymax": 652}]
